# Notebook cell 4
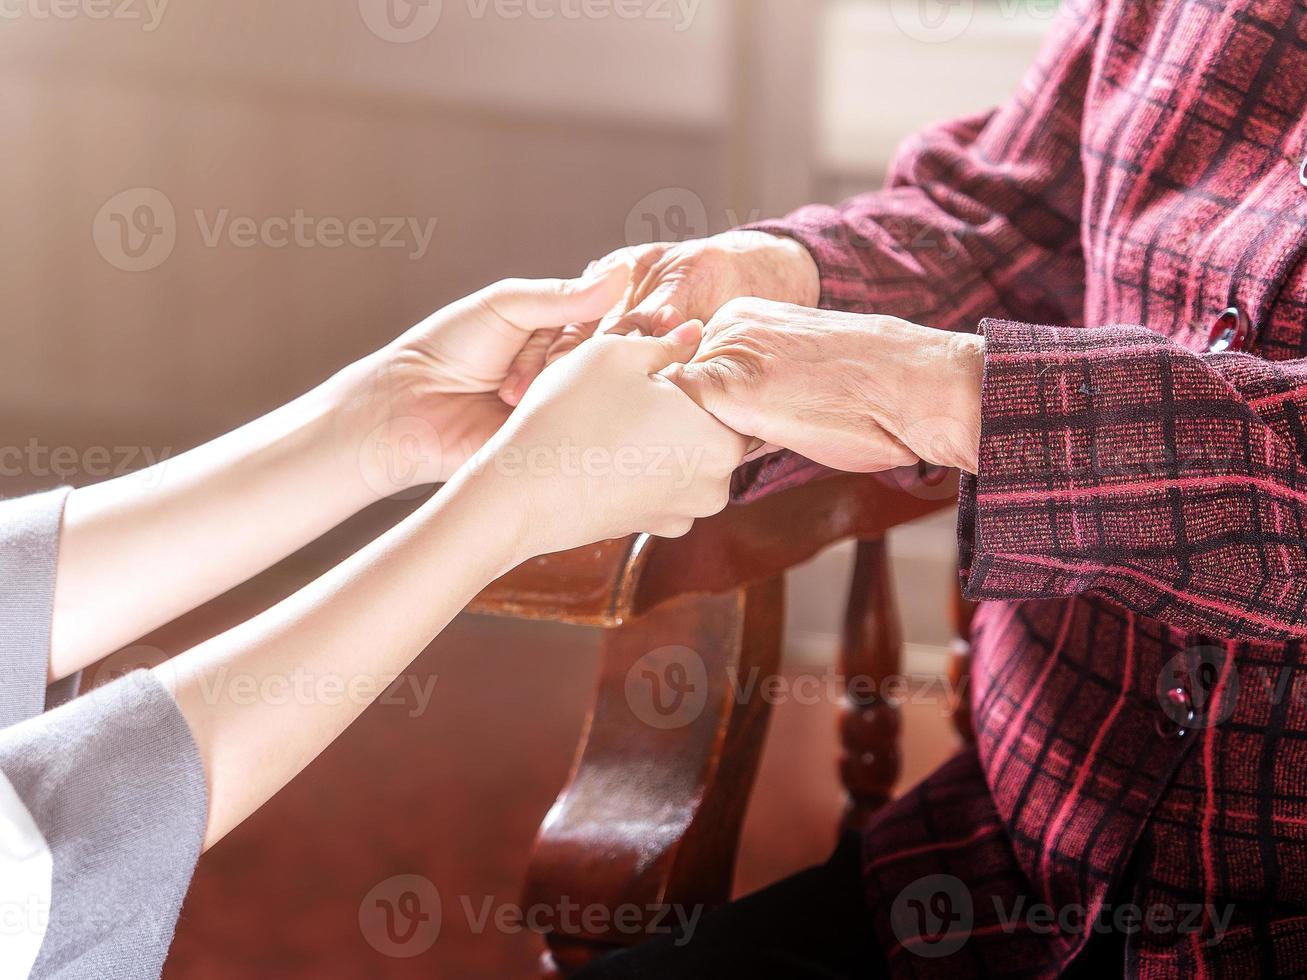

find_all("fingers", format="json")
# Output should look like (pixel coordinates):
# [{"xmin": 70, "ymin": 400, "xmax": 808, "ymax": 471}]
[
  {"xmin": 598, "ymin": 294, "xmax": 684, "ymax": 339},
  {"xmin": 495, "ymin": 260, "xmax": 632, "ymax": 405},
  {"xmin": 660, "ymin": 357, "xmax": 731, "ymax": 416},
  {"xmin": 629, "ymin": 320, "xmax": 704, "ymax": 374},
  {"xmin": 543, "ymin": 319, "xmax": 601, "ymax": 367},
  {"xmin": 499, "ymin": 328, "xmax": 559, "ymax": 406},
  {"xmin": 487, "ymin": 263, "xmax": 629, "ymax": 330},
  {"xmin": 595, "ymin": 247, "xmax": 683, "ymax": 337}
]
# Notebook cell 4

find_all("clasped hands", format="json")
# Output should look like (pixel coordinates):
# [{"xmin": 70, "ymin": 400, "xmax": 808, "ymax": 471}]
[{"xmin": 351, "ymin": 230, "xmax": 984, "ymax": 563}]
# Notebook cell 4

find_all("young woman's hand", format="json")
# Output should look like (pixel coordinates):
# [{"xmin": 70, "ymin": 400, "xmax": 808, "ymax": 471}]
[
  {"xmin": 465, "ymin": 322, "xmax": 750, "ymax": 559},
  {"xmin": 497, "ymin": 231, "xmax": 820, "ymax": 406},
  {"xmin": 52, "ymin": 271, "xmax": 628, "ymax": 678},
  {"xmin": 353, "ymin": 268, "xmax": 629, "ymax": 495}
]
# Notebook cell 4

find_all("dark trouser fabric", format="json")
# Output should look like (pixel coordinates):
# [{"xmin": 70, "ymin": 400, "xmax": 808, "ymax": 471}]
[{"xmin": 574, "ymin": 834, "xmax": 886, "ymax": 979}]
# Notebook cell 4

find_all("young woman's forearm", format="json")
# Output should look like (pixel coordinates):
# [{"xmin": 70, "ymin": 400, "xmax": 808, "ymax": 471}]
[
  {"xmin": 47, "ymin": 273, "xmax": 633, "ymax": 683},
  {"xmin": 154, "ymin": 325, "xmax": 749, "ymax": 853},
  {"xmin": 50, "ymin": 358, "xmax": 387, "ymax": 680},
  {"xmin": 157, "ymin": 469, "xmax": 521, "ymax": 851}
]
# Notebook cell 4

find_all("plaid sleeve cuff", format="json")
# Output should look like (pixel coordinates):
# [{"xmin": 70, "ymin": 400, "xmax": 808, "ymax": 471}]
[
  {"xmin": 957, "ymin": 319, "xmax": 1307, "ymax": 639},
  {"xmin": 959, "ymin": 319, "xmax": 1166, "ymax": 600}
]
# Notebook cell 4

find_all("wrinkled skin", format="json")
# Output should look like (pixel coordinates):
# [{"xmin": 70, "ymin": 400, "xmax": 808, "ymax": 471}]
[{"xmin": 664, "ymin": 298, "xmax": 985, "ymax": 475}]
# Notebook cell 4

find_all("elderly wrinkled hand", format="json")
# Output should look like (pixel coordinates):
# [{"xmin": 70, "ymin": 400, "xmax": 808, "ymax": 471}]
[{"xmin": 661, "ymin": 298, "xmax": 986, "ymax": 475}]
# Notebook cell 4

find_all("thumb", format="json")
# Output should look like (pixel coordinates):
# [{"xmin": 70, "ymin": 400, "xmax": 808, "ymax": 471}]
[
  {"xmin": 634, "ymin": 319, "xmax": 703, "ymax": 374},
  {"xmin": 488, "ymin": 263, "xmax": 629, "ymax": 330},
  {"xmin": 661, "ymin": 355, "xmax": 727, "ymax": 416}
]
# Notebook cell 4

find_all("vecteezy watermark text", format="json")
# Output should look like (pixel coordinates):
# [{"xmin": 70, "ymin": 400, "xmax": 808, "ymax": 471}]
[
  {"xmin": 359, "ymin": 874, "xmax": 704, "ymax": 958},
  {"xmin": 93, "ymin": 188, "xmax": 439, "ymax": 272},
  {"xmin": 187, "ymin": 666, "xmax": 439, "ymax": 719},
  {"xmin": 0, "ymin": 0, "xmax": 169, "ymax": 31},
  {"xmin": 357, "ymin": 0, "xmax": 700, "ymax": 44},
  {"xmin": 891, "ymin": 873, "xmax": 1236, "ymax": 959},
  {"xmin": 194, "ymin": 210, "xmax": 437, "ymax": 260},
  {"xmin": 0, "ymin": 440, "xmax": 172, "ymax": 483}
]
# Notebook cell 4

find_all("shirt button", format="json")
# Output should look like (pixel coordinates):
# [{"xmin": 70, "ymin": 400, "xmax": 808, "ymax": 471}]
[
  {"xmin": 1156, "ymin": 686, "xmax": 1195, "ymax": 739},
  {"xmin": 1207, "ymin": 306, "xmax": 1252, "ymax": 353},
  {"xmin": 1300, "ymin": 154, "xmax": 1307, "ymax": 188}
]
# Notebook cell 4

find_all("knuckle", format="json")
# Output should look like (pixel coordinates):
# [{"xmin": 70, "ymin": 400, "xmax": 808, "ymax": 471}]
[{"xmin": 716, "ymin": 296, "xmax": 757, "ymax": 322}]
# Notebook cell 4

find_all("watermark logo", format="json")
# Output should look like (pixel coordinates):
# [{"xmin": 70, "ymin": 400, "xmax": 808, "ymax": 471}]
[
  {"xmin": 359, "ymin": 877, "xmax": 705, "ymax": 952},
  {"xmin": 357, "ymin": 416, "xmax": 443, "ymax": 501},
  {"xmin": 84, "ymin": 645, "xmax": 171, "ymax": 729},
  {"xmin": 625, "ymin": 188, "xmax": 709, "ymax": 247},
  {"xmin": 624, "ymin": 645, "xmax": 708, "ymax": 730},
  {"xmin": 891, "ymin": 874, "xmax": 973, "ymax": 957},
  {"xmin": 889, "ymin": 0, "xmax": 1069, "ymax": 43},
  {"xmin": 360, "ymin": 874, "xmax": 443, "ymax": 957},
  {"xmin": 889, "ymin": 0, "xmax": 975, "ymax": 44},
  {"xmin": 358, "ymin": 0, "xmax": 444, "ymax": 42},
  {"xmin": 618, "ymin": 662, "xmax": 968, "ymax": 732},
  {"xmin": 94, "ymin": 188, "xmax": 439, "ymax": 271},
  {"xmin": 890, "ymin": 878, "xmax": 1236, "ymax": 958},
  {"xmin": 623, "ymin": 187, "xmax": 763, "ymax": 247},
  {"xmin": 1157, "ymin": 646, "xmax": 1236, "ymax": 732},
  {"xmin": 93, "ymin": 188, "xmax": 177, "ymax": 273}
]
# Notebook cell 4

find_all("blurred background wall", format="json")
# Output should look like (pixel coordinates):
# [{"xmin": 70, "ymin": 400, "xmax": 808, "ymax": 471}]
[{"xmin": 2, "ymin": 1, "xmax": 1054, "ymax": 975}]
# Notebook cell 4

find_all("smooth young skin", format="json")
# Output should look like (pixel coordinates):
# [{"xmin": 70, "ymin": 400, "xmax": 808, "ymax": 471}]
[
  {"xmin": 51, "ymin": 268, "xmax": 630, "ymax": 681},
  {"xmin": 160, "ymin": 324, "xmax": 745, "ymax": 849}
]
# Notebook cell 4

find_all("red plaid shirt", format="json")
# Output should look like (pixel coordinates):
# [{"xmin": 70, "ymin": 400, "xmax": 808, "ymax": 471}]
[{"xmin": 738, "ymin": 0, "xmax": 1307, "ymax": 975}]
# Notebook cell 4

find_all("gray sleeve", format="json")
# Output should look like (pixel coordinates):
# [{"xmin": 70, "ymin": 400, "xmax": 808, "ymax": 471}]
[
  {"xmin": 0, "ymin": 489, "xmax": 73, "ymax": 728},
  {"xmin": 1, "ymin": 670, "xmax": 208, "ymax": 980}
]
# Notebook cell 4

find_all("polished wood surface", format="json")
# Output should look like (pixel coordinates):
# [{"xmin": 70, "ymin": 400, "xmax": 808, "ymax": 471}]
[
  {"xmin": 476, "ymin": 469, "xmax": 961, "ymax": 975},
  {"xmin": 471, "ymin": 469, "xmax": 959, "ymax": 627},
  {"xmin": 837, "ymin": 538, "xmax": 903, "ymax": 833},
  {"xmin": 525, "ymin": 579, "xmax": 783, "ymax": 973}
]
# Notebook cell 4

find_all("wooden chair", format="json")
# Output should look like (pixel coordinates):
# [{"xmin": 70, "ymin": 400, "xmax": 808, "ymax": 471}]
[{"xmin": 467, "ymin": 468, "xmax": 974, "ymax": 977}]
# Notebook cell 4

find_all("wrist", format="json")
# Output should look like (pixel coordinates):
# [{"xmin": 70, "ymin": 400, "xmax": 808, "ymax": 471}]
[
  {"xmin": 871, "ymin": 321, "xmax": 984, "ymax": 474},
  {"xmin": 716, "ymin": 229, "xmax": 821, "ymax": 309},
  {"xmin": 426, "ymin": 458, "xmax": 532, "ymax": 577},
  {"xmin": 327, "ymin": 349, "xmax": 442, "ymax": 503},
  {"xmin": 939, "ymin": 332, "xmax": 984, "ymax": 473},
  {"xmin": 765, "ymin": 234, "xmax": 821, "ymax": 308}
]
